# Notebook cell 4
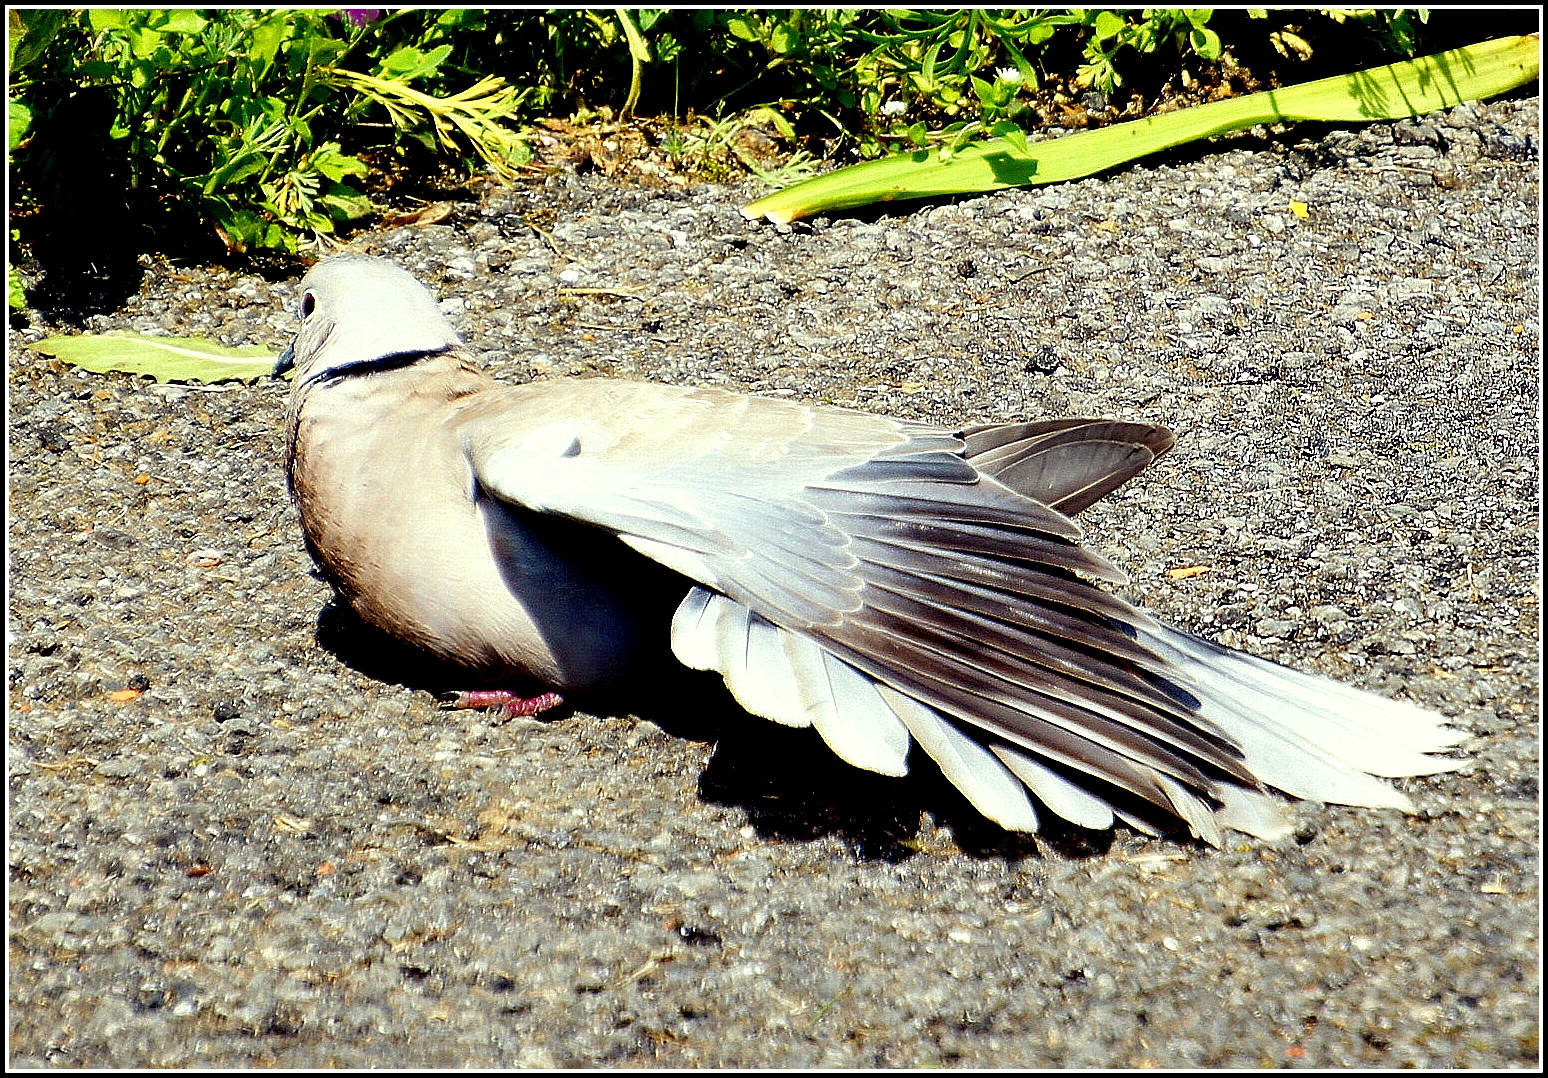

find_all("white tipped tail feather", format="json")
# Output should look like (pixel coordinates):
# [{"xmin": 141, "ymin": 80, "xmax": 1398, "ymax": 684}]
[
  {"xmin": 673, "ymin": 586, "xmax": 1465, "ymax": 845},
  {"xmin": 281, "ymin": 255, "xmax": 1469, "ymax": 847}
]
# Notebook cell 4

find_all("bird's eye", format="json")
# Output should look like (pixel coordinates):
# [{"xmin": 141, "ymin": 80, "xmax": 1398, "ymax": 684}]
[{"xmin": 301, "ymin": 292, "xmax": 316, "ymax": 317}]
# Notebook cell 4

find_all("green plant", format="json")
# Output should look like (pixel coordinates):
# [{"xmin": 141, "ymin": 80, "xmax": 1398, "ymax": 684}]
[
  {"xmin": 656, "ymin": 109, "xmax": 820, "ymax": 186},
  {"xmin": 8, "ymin": 10, "xmax": 54, "ymax": 307},
  {"xmin": 7, "ymin": 260, "xmax": 24, "ymax": 310},
  {"xmin": 1327, "ymin": 8, "xmax": 1430, "ymax": 55},
  {"xmin": 9, "ymin": 9, "xmax": 532, "ymax": 257},
  {"xmin": 22, "ymin": 10, "xmax": 373, "ymax": 253},
  {"xmin": 1074, "ymin": 9, "xmax": 1222, "ymax": 92},
  {"xmin": 328, "ymin": 65, "xmax": 532, "ymax": 183},
  {"xmin": 646, "ymin": 10, "xmax": 1233, "ymax": 161},
  {"xmin": 849, "ymin": 10, "xmax": 1068, "ymax": 158},
  {"xmin": 742, "ymin": 35, "xmax": 1539, "ymax": 223},
  {"xmin": 4, "ymin": 6, "xmax": 1511, "ymax": 280},
  {"xmin": 7, "ymin": 115, "xmax": 28, "ymax": 307}
]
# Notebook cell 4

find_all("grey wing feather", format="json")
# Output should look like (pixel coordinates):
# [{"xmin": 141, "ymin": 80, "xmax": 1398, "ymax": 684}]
[
  {"xmin": 674, "ymin": 586, "xmax": 1039, "ymax": 830},
  {"xmin": 804, "ymin": 645, "xmax": 912, "ymax": 776},
  {"xmin": 960, "ymin": 419, "xmax": 1176, "ymax": 515},
  {"xmin": 1154, "ymin": 772, "xmax": 1224, "ymax": 849},
  {"xmin": 471, "ymin": 381, "xmax": 1461, "ymax": 843},
  {"xmin": 876, "ymin": 684, "xmax": 1040, "ymax": 832},
  {"xmin": 671, "ymin": 586, "xmax": 908, "ymax": 773},
  {"xmin": 987, "ymin": 743, "xmax": 1116, "ymax": 831}
]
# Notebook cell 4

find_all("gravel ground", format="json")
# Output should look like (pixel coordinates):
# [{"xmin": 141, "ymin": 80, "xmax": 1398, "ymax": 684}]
[{"xmin": 8, "ymin": 97, "xmax": 1540, "ymax": 1068}]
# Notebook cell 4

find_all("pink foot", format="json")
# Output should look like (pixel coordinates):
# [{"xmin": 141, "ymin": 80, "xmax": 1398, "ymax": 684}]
[{"xmin": 449, "ymin": 689, "xmax": 564, "ymax": 719}]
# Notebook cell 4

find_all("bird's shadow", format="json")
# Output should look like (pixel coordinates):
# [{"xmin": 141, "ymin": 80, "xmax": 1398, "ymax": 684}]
[{"xmin": 315, "ymin": 599, "xmax": 1161, "ymax": 863}]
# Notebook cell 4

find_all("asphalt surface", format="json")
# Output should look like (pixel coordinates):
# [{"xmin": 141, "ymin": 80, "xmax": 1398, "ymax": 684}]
[{"xmin": 7, "ymin": 96, "xmax": 1540, "ymax": 1067}]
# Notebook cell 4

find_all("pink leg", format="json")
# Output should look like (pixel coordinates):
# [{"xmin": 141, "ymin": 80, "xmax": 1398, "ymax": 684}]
[{"xmin": 449, "ymin": 689, "xmax": 564, "ymax": 718}]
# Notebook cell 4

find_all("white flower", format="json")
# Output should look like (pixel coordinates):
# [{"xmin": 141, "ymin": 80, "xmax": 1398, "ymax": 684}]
[
  {"xmin": 880, "ymin": 100, "xmax": 908, "ymax": 117},
  {"xmin": 996, "ymin": 66, "xmax": 1023, "ymax": 85}
]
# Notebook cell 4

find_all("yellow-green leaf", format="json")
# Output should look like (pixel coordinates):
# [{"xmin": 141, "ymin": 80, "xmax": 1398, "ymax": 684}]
[
  {"xmin": 27, "ymin": 332, "xmax": 281, "ymax": 384},
  {"xmin": 743, "ymin": 35, "xmax": 1540, "ymax": 224},
  {"xmin": 725, "ymin": 14, "xmax": 760, "ymax": 42}
]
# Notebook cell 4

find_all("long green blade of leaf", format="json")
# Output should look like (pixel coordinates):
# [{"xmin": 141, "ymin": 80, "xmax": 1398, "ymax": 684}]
[
  {"xmin": 27, "ymin": 332, "xmax": 281, "ymax": 384},
  {"xmin": 743, "ymin": 35, "xmax": 1540, "ymax": 223}
]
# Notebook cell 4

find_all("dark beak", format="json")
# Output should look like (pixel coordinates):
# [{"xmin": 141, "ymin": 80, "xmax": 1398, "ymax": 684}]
[{"xmin": 273, "ymin": 343, "xmax": 295, "ymax": 378}]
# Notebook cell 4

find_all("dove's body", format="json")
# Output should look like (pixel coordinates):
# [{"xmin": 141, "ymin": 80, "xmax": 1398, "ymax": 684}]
[
  {"xmin": 288, "ymin": 360, "xmax": 657, "ymax": 686},
  {"xmin": 280, "ymin": 255, "xmax": 1466, "ymax": 844}
]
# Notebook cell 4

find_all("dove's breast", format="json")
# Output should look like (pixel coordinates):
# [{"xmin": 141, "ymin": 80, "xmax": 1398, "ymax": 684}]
[{"xmin": 287, "ymin": 368, "xmax": 669, "ymax": 690}]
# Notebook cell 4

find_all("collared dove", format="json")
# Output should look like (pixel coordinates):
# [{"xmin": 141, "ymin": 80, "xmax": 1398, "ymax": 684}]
[{"xmin": 276, "ymin": 254, "xmax": 1466, "ymax": 845}]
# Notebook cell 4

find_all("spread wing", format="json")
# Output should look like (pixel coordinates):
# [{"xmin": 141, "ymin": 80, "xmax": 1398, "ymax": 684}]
[{"xmin": 464, "ymin": 379, "xmax": 1462, "ymax": 843}]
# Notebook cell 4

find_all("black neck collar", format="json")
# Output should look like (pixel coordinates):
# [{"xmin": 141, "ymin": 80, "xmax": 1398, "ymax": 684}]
[{"xmin": 305, "ymin": 345, "xmax": 454, "ymax": 388}]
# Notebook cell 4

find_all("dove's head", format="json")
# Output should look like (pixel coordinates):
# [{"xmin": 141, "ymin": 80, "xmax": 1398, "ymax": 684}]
[{"xmin": 275, "ymin": 255, "xmax": 462, "ymax": 384}]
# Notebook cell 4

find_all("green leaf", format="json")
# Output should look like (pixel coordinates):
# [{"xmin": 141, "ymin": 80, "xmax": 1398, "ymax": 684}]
[
  {"xmin": 999, "ymin": 35, "xmax": 1039, "ymax": 88},
  {"xmin": 249, "ymin": 17, "xmax": 285, "ymax": 68},
  {"xmin": 436, "ymin": 10, "xmax": 483, "ymax": 31},
  {"xmin": 725, "ymin": 15, "xmax": 761, "ymax": 42},
  {"xmin": 654, "ymin": 31, "xmax": 681, "ymax": 65},
  {"xmin": 380, "ymin": 43, "xmax": 452, "ymax": 81},
  {"xmin": 27, "ymin": 332, "xmax": 281, "ymax": 384},
  {"xmin": 921, "ymin": 39, "xmax": 943, "ymax": 82},
  {"xmin": 214, "ymin": 208, "xmax": 297, "ymax": 255},
  {"xmin": 307, "ymin": 35, "xmax": 349, "ymax": 67},
  {"xmin": 405, "ymin": 127, "xmax": 438, "ymax": 154},
  {"xmin": 128, "ymin": 27, "xmax": 164, "ymax": 60},
  {"xmin": 420, "ymin": 43, "xmax": 454, "ymax": 74},
  {"xmin": 494, "ymin": 137, "xmax": 532, "ymax": 168},
  {"xmin": 380, "ymin": 46, "xmax": 423, "ymax": 77},
  {"xmin": 87, "ymin": 10, "xmax": 130, "ymax": 32},
  {"xmin": 1076, "ymin": 55, "xmax": 1118, "ymax": 94},
  {"xmin": 989, "ymin": 121, "xmax": 1028, "ymax": 157},
  {"xmin": 9, "ymin": 263, "xmax": 26, "ymax": 310},
  {"xmin": 743, "ymin": 105, "xmax": 796, "ymax": 140},
  {"xmin": 161, "ymin": 10, "xmax": 207, "ymax": 34},
  {"xmin": 769, "ymin": 22, "xmax": 800, "ymax": 55},
  {"xmin": 1022, "ymin": 20, "xmax": 1056, "ymax": 47},
  {"xmin": 743, "ymin": 35, "xmax": 1541, "ymax": 224},
  {"xmin": 308, "ymin": 143, "xmax": 368, "ymax": 182},
  {"xmin": 9, "ymin": 8, "xmax": 71, "ymax": 70},
  {"xmin": 9, "ymin": 99, "xmax": 33, "ymax": 151},
  {"xmin": 202, "ymin": 153, "xmax": 267, "ymax": 193},
  {"xmin": 1191, "ymin": 27, "xmax": 1222, "ymax": 61},
  {"xmin": 1092, "ymin": 10, "xmax": 1126, "ymax": 42},
  {"xmin": 319, "ymin": 185, "xmax": 373, "ymax": 220}
]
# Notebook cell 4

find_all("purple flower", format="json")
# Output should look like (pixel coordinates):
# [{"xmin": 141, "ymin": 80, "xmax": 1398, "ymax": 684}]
[{"xmin": 340, "ymin": 9, "xmax": 381, "ymax": 28}]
